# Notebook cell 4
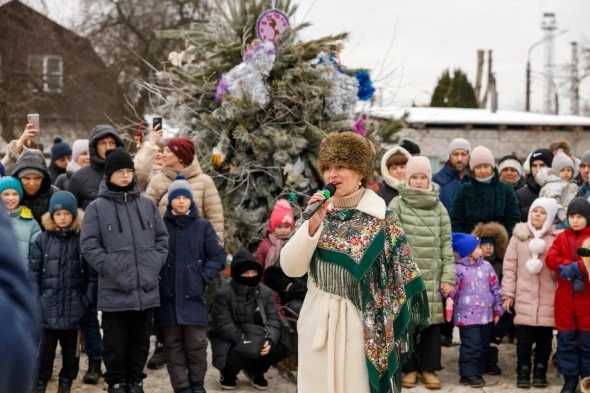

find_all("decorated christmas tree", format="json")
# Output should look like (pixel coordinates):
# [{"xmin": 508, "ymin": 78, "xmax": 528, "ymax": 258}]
[{"xmin": 144, "ymin": 0, "xmax": 400, "ymax": 250}]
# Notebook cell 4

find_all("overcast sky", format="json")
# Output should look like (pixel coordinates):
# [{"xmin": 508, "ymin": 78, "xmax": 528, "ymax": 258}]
[{"xmin": 23, "ymin": 0, "xmax": 590, "ymax": 113}]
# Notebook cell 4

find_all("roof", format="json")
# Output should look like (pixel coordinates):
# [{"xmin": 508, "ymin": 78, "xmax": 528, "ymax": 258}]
[{"xmin": 365, "ymin": 106, "xmax": 590, "ymax": 128}]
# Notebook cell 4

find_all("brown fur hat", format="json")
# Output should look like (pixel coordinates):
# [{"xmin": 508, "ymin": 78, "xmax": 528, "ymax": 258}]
[
  {"xmin": 549, "ymin": 139, "xmax": 572, "ymax": 157},
  {"xmin": 472, "ymin": 221, "xmax": 509, "ymax": 259},
  {"xmin": 318, "ymin": 131, "xmax": 375, "ymax": 185}
]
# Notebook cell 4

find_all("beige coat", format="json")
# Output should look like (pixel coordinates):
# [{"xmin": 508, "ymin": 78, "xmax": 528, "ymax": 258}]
[
  {"xmin": 133, "ymin": 141, "xmax": 160, "ymax": 192},
  {"xmin": 501, "ymin": 222, "xmax": 557, "ymax": 327},
  {"xmin": 280, "ymin": 191, "xmax": 390, "ymax": 393},
  {"xmin": 144, "ymin": 159, "xmax": 224, "ymax": 242}
]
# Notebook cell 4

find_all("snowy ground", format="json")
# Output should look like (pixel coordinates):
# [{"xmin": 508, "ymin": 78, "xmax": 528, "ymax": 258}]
[{"xmin": 46, "ymin": 338, "xmax": 566, "ymax": 392}]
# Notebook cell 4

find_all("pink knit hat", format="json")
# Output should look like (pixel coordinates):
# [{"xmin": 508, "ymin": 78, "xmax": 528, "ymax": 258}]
[
  {"xmin": 469, "ymin": 146, "xmax": 495, "ymax": 170},
  {"xmin": 268, "ymin": 199, "xmax": 294, "ymax": 232},
  {"xmin": 405, "ymin": 156, "xmax": 432, "ymax": 183}
]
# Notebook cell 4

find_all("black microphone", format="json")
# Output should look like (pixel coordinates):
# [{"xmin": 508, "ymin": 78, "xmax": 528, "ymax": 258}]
[{"xmin": 302, "ymin": 183, "xmax": 337, "ymax": 220}]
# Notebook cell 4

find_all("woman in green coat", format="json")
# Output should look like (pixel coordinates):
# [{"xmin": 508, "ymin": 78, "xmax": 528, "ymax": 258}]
[{"xmin": 389, "ymin": 156, "xmax": 455, "ymax": 390}]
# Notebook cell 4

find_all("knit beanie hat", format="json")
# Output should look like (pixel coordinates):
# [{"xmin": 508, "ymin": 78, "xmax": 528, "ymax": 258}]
[
  {"xmin": 168, "ymin": 175, "xmax": 193, "ymax": 205},
  {"xmin": 50, "ymin": 137, "xmax": 72, "ymax": 161},
  {"xmin": 580, "ymin": 150, "xmax": 590, "ymax": 165},
  {"xmin": 567, "ymin": 197, "xmax": 590, "ymax": 224},
  {"xmin": 49, "ymin": 191, "xmax": 78, "ymax": 217},
  {"xmin": 71, "ymin": 139, "xmax": 89, "ymax": 163},
  {"xmin": 447, "ymin": 138, "xmax": 471, "ymax": 156},
  {"xmin": 17, "ymin": 168, "xmax": 44, "ymax": 179},
  {"xmin": 452, "ymin": 233, "xmax": 481, "ymax": 258},
  {"xmin": 167, "ymin": 138, "xmax": 195, "ymax": 166},
  {"xmin": 498, "ymin": 155, "xmax": 523, "ymax": 177},
  {"xmin": 400, "ymin": 139, "xmax": 421, "ymax": 156},
  {"xmin": 526, "ymin": 197, "xmax": 559, "ymax": 274},
  {"xmin": 104, "ymin": 147, "xmax": 134, "ymax": 179},
  {"xmin": 469, "ymin": 146, "xmax": 495, "ymax": 170},
  {"xmin": 0, "ymin": 176, "xmax": 23, "ymax": 200},
  {"xmin": 269, "ymin": 199, "xmax": 294, "ymax": 233},
  {"xmin": 318, "ymin": 131, "xmax": 375, "ymax": 185},
  {"xmin": 405, "ymin": 156, "xmax": 432, "ymax": 185},
  {"xmin": 551, "ymin": 152, "xmax": 575, "ymax": 175},
  {"xmin": 529, "ymin": 148, "xmax": 553, "ymax": 168}
]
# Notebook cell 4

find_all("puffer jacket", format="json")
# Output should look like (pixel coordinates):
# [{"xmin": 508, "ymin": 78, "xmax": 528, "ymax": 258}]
[
  {"xmin": 451, "ymin": 171, "xmax": 520, "ymax": 236},
  {"xmin": 133, "ymin": 141, "xmax": 160, "ymax": 191},
  {"xmin": 9, "ymin": 206, "xmax": 41, "ymax": 266},
  {"xmin": 501, "ymin": 222, "xmax": 557, "ymax": 327},
  {"xmin": 433, "ymin": 162, "xmax": 470, "ymax": 214},
  {"xmin": 81, "ymin": 181, "xmax": 168, "ymax": 312},
  {"xmin": 538, "ymin": 171, "xmax": 579, "ymax": 212},
  {"xmin": 389, "ymin": 185, "xmax": 454, "ymax": 324},
  {"xmin": 11, "ymin": 150, "xmax": 58, "ymax": 225},
  {"xmin": 145, "ymin": 159, "xmax": 224, "ymax": 242},
  {"xmin": 29, "ymin": 211, "xmax": 94, "ymax": 329},
  {"xmin": 377, "ymin": 145, "xmax": 411, "ymax": 205},
  {"xmin": 516, "ymin": 175, "xmax": 542, "ymax": 222},
  {"xmin": 159, "ymin": 205, "xmax": 226, "ymax": 326},
  {"xmin": 68, "ymin": 125, "xmax": 123, "ymax": 209}
]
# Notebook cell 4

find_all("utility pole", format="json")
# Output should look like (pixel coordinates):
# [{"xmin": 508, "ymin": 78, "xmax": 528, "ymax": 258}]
[
  {"xmin": 541, "ymin": 12, "xmax": 557, "ymax": 114},
  {"xmin": 475, "ymin": 49, "xmax": 485, "ymax": 107},
  {"xmin": 571, "ymin": 41, "xmax": 580, "ymax": 115}
]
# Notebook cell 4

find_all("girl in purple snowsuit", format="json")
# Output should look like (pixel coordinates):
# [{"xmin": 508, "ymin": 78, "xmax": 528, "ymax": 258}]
[{"xmin": 451, "ymin": 233, "xmax": 504, "ymax": 388}]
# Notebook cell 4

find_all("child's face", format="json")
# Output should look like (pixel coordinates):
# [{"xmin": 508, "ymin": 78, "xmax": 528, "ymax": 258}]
[
  {"xmin": 470, "ymin": 246, "xmax": 483, "ymax": 261},
  {"xmin": 171, "ymin": 195, "xmax": 191, "ymax": 215},
  {"xmin": 408, "ymin": 174, "xmax": 430, "ymax": 190},
  {"xmin": 569, "ymin": 213, "xmax": 588, "ymax": 231},
  {"xmin": 110, "ymin": 168, "xmax": 134, "ymax": 187},
  {"xmin": 530, "ymin": 207, "xmax": 547, "ymax": 230},
  {"xmin": 0, "ymin": 190, "xmax": 20, "ymax": 211},
  {"xmin": 388, "ymin": 163, "xmax": 406, "ymax": 181},
  {"xmin": 240, "ymin": 269, "xmax": 259, "ymax": 278},
  {"xmin": 481, "ymin": 243, "xmax": 495, "ymax": 258},
  {"xmin": 474, "ymin": 164, "xmax": 493, "ymax": 179},
  {"xmin": 273, "ymin": 223, "xmax": 293, "ymax": 240},
  {"xmin": 560, "ymin": 167, "xmax": 574, "ymax": 181},
  {"xmin": 53, "ymin": 210, "xmax": 74, "ymax": 229}
]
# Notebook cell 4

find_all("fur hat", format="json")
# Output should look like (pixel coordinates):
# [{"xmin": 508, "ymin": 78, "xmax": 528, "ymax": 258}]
[
  {"xmin": 469, "ymin": 146, "xmax": 495, "ymax": 170},
  {"xmin": 268, "ymin": 199, "xmax": 294, "ymax": 233},
  {"xmin": 551, "ymin": 152, "xmax": 575, "ymax": 175},
  {"xmin": 405, "ymin": 156, "xmax": 432, "ymax": 187},
  {"xmin": 318, "ymin": 131, "xmax": 375, "ymax": 185},
  {"xmin": 549, "ymin": 140, "xmax": 572, "ymax": 157},
  {"xmin": 524, "ymin": 197, "xmax": 559, "ymax": 274},
  {"xmin": 472, "ymin": 222, "xmax": 509, "ymax": 260}
]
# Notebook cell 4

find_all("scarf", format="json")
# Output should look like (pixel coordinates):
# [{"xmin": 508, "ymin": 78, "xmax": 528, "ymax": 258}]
[{"xmin": 264, "ymin": 233, "xmax": 285, "ymax": 269}]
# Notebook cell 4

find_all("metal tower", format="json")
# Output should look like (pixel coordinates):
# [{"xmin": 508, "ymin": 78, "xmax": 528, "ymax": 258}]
[{"xmin": 541, "ymin": 12, "xmax": 557, "ymax": 114}]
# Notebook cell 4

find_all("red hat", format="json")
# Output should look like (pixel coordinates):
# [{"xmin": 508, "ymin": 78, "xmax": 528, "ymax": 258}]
[
  {"xmin": 269, "ymin": 199, "xmax": 294, "ymax": 232},
  {"xmin": 167, "ymin": 138, "xmax": 195, "ymax": 165}
]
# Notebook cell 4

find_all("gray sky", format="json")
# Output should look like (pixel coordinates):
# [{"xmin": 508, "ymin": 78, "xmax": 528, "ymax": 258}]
[{"xmin": 24, "ymin": 0, "xmax": 590, "ymax": 113}]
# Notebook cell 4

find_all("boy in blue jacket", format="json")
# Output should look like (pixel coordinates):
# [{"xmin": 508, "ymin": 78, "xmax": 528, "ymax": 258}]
[{"xmin": 159, "ymin": 176, "xmax": 226, "ymax": 393}]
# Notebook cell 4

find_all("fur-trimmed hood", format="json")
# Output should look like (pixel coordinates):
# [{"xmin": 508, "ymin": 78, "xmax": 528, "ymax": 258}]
[
  {"xmin": 41, "ymin": 209, "xmax": 84, "ymax": 233},
  {"xmin": 472, "ymin": 221, "xmax": 509, "ymax": 259},
  {"xmin": 512, "ymin": 222, "xmax": 558, "ymax": 242},
  {"xmin": 380, "ymin": 145, "xmax": 411, "ymax": 189}
]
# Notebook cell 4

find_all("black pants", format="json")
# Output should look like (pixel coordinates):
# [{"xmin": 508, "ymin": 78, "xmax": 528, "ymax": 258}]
[
  {"xmin": 81, "ymin": 309, "xmax": 103, "ymax": 360},
  {"xmin": 459, "ymin": 323, "xmax": 493, "ymax": 378},
  {"xmin": 38, "ymin": 329, "xmax": 79, "ymax": 382},
  {"xmin": 402, "ymin": 324, "xmax": 442, "ymax": 373},
  {"xmin": 162, "ymin": 325, "xmax": 208, "ymax": 392},
  {"xmin": 222, "ymin": 343, "xmax": 288, "ymax": 379},
  {"xmin": 516, "ymin": 325, "xmax": 553, "ymax": 370},
  {"xmin": 102, "ymin": 309, "xmax": 153, "ymax": 385}
]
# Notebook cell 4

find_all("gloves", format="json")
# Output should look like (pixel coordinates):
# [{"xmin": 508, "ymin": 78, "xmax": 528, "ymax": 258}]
[{"xmin": 560, "ymin": 263, "xmax": 582, "ymax": 280}]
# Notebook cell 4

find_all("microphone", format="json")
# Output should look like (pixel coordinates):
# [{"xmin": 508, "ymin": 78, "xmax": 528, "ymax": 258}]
[{"xmin": 302, "ymin": 183, "xmax": 336, "ymax": 220}]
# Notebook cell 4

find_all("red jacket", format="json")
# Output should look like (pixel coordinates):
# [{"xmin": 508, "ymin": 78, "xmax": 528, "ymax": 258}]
[{"xmin": 546, "ymin": 226, "xmax": 590, "ymax": 331}]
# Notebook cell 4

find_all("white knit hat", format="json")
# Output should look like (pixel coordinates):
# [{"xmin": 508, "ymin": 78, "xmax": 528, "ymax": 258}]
[
  {"xmin": 447, "ymin": 138, "xmax": 471, "ymax": 156},
  {"xmin": 525, "ymin": 197, "xmax": 559, "ymax": 274},
  {"xmin": 469, "ymin": 146, "xmax": 495, "ymax": 171}
]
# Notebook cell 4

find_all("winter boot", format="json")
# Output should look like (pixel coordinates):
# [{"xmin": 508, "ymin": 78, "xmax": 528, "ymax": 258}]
[
  {"xmin": 56, "ymin": 379, "xmax": 73, "ymax": 393},
  {"xmin": 516, "ymin": 365, "xmax": 531, "ymax": 389},
  {"xmin": 420, "ymin": 371, "xmax": 442, "ymax": 390},
  {"xmin": 560, "ymin": 376, "xmax": 579, "ymax": 393},
  {"xmin": 485, "ymin": 346, "xmax": 502, "ymax": 375},
  {"xmin": 191, "ymin": 383, "xmax": 207, "ymax": 393},
  {"xmin": 532, "ymin": 363, "xmax": 548, "ymax": 388},
  {"xmin": 127, "ymin": 381, "xmax": 145, "ymax": 393},
  {"xmin": 401, "ymin": 371, "xmax": 418, "ymax": 388},
  {"xmin": 107, "ymin": 383, "xmax": 127, "ymax": 393},
  {"xmin": 33, "ymin": 380, "xmax": 47, "ymax": 393},
  {"xmin": 82, "ymin": 358, "xmax": 102, "ymax": 384},
  {"xmin": 146, "ymin": 342, "xmax": 167, "ymax": 370}
]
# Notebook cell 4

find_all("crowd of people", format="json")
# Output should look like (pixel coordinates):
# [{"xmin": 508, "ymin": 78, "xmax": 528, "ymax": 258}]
[{"xmin": 2, "ymin": 119, "xmax": 590, "ymax": 393}]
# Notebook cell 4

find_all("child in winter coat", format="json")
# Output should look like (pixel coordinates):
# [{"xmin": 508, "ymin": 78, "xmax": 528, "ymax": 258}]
[
  {"xmin": 158, "ymin": 176, "xmax": 226, "ymax": 393},
  {"xmin": 451, "ymin": 233, "xmax": 504, "ymax": 388},
  {"xmin": 546, "ymin": 197, "xmax": 590, "ymax": 393},
  {"xmin": 0, "ymin": 176, "xmax": 41, "ymax": 264},
  {"xmin": 29, "ymin": 191, "xmax": 93, "ymax": 393},
  {"xmin": 255, "ymin": 199, "xmax": 295, "ymax": 270},
  {"xmin": 538, "ymin": 152, "xmax": 579, "ymax": 223},
  {"xmin": 502, "ymin": 197, "xmax": 559, "ymax": 389},
  {"xmin": 389, "ymin": 156, "xmax": 455, "ymax": 390}
]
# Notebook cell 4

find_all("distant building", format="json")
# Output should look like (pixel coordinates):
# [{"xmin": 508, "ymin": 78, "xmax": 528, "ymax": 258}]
[
  {"xmin": 367, "ymin": 106, "xmax": 590, "ymax": 171},
  {"xmin": 0, "ymin": 0, "xmax": 124, "ymax": 147}
]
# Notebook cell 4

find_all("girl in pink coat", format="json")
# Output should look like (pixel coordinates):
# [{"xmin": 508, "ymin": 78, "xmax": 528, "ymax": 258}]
[{"xmin": 502, "ymin": 197, "xmax": 559, "ymax": 389}]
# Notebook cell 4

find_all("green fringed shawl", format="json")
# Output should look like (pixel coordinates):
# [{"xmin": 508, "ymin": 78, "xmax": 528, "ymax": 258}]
[{"xmin": 309, "ymin": 209, "xmax": 430, "ymax": 393}]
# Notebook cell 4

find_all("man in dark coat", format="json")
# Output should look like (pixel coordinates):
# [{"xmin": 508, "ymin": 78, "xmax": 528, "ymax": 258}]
[
  {"xmin": 0, "ymin": 205, "xmax": 40, "ymax": 393},
  {"xmin": 433, "ymin": 138, "xmax": 471, "ymax": 215},
  {"xmin": 516, "ymin": 149, "xmax": 553, "ymax": 221},
  {"xmin": 11, "ymin": 149, "xmax": 57, "ymax": 225},
  {"xmin": 210, "ymin": 248, "xmax": 287, "ymax": 390},
  {"xmin": 81, "ymin": 148, "xmax": 168, "ymax": 393},
  {"xmin": 577, "ymin": 150, "xmax": 590, "ymax": 196},
  {"xmin": 69, "ymin": 125, "xmax": 123, "ymax": 209}
]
